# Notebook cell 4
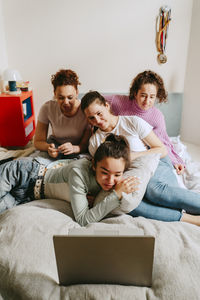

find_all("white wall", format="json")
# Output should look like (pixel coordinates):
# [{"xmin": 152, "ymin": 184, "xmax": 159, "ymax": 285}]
[
  {"xmin": 1, "ymin": 0, "xmax": 193, "ymax": 118},
  {"xmin": 181, "ymin": 0, "xmax": 200, "ymax": 145},
  {"xmin": 0, "ymin": 0, "xmax": 8, "ymax": 91}
]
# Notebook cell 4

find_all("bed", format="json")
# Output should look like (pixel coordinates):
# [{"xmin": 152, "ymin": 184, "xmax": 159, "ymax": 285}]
[{"xmin": 0, "ymin": 93, "xmax": 200, "ymax": 300}]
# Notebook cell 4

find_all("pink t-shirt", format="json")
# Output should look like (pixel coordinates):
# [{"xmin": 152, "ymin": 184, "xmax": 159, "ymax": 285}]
[
  {"xmin": 38, "ymin": 100, "xmax": 89, "ymax": 145},
  {"xmin": 104, "ymin": 94, "xmax": 184, "ymax": 166}
]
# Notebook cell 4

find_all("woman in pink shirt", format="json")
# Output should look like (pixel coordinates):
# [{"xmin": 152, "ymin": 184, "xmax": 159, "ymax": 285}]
[
  {"xmin": 105, "ymin": 70, "xmax": 184, "ymax": 175},
  {"xmin": 34, "ymin": 69, "xmax": 91, "ymax": 159}
]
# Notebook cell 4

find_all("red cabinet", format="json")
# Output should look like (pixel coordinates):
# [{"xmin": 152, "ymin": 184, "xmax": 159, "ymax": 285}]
[{"xmin": 0, "ymin": 91, "xmax": 35, "ymax": 147}]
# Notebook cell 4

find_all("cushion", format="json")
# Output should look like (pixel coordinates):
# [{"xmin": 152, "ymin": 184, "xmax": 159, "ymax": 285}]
[{"xmin": 93, "ymin": 153, "xmax": 160, "ymax": 215}]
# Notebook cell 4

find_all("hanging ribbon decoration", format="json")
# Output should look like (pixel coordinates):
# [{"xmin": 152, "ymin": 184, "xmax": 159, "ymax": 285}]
[{"xmin": 156, "ymin": 6, "xmax": 171, "ymax": 64}]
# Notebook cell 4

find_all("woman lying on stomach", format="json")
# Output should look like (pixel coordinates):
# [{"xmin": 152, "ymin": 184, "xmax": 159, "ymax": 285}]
[
  {"xmin": 81, "ymin": 90, "xmax": 200, "ymax": 227},
  {"xmin": 0, "ymin": 134, "xmax": 139, "ymax": 226}
]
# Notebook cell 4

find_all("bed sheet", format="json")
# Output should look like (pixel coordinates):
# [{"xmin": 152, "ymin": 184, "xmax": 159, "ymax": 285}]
[
  {"xmin": 0, "ymin": 137, "xmax": 200, "ymax": 299},
  {"xmin": 170, "ymin": 136, "xmax": 200, "ymax": 193},
  {"xmin": 1, "ymin": 200, "xmax": 200, "ymax": 300}
]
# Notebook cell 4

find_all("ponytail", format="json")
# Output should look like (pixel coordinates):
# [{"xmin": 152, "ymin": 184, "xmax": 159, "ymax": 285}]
[{"xmin": 93, "ymin": 134, "xmax": 130, "ymax": 170}]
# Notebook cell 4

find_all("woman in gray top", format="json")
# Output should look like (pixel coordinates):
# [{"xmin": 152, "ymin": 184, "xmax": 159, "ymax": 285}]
[{"xmin": 0, "ymin": 134, "xmax": 139, "ymax": 226}]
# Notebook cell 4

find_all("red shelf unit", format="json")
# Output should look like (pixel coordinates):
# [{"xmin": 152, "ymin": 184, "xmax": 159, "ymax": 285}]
[{"xmin": 0, "ymin": 91, "xmax": 35, "ymax": 147}]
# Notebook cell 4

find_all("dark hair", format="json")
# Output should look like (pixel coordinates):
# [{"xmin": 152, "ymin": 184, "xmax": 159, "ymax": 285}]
[
  {"xmin": 51, "ymin": 69, "xmax": 81, "ymax": 92},
  {"xmin": 93, "ymin": 134, "xmax": 130, "ymax": 170},
  {"xmin": 81, "ymin": 91, "xmax": 107, "ymax": 112},
  {"xmin": 129, "ymin": 70, "xmax": 168, "ymax": 103}
]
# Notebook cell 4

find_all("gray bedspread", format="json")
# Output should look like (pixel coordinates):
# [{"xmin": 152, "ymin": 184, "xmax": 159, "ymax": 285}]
[{"xmin": 0, "ymin": 199, "xmax": 200, "ymax": 300}]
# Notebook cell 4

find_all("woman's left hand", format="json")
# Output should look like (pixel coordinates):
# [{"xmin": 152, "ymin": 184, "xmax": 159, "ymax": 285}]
[
  {"xmin": 174, "ymin": 164, "xmax": 185, "ymax": 175},
  {"xmin": 57, "ymin": 142, "xmax": 75, "ymax": 155},
  {"xmin": 114, "ymin": 176, "xmax": 140, "ymax": 198},
  {"xmin": 86, "ymin": 193, "xmax": 95, "ymax": 208}
]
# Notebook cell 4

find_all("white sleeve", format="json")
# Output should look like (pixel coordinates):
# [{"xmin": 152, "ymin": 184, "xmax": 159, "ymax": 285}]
[
  {"xmin": 88, "ymin": 133, "xmax": 102, "ymax": 157},
  {"xmin": 132, "ymin": 116, "xmax": 153, "ymax": 139}
]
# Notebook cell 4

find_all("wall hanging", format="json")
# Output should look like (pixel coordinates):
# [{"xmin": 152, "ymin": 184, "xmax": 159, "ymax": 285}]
[{"xmin": 156, "ymin": 6, "xmax": 171, "ymax": 64}]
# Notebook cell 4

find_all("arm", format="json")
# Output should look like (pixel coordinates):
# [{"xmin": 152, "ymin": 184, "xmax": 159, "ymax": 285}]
[
  {"xmin": 114, "ymin": 176, "xmax": 140, "ymax": 199},
  {"xmin": 77, "ymin": 126, "xmax": 92, "ymax": 153},
  {"xmin": 57, "ymin": 126, "xmax": 91, "ymax": 155},
  {"xmin": 130, "ymin": 130, "xmax": 167, "ymax": 160},
  {"xmin": 34, "ymin": 120, "xmax": 49, "ymax": 151},
  {"xmin": 88, "ymin": 133, "xmax": 100, "ymax": 157},
  {"xmin": 149, "ymin": 107, "xmax": 185, "ymax": 170},
  {"xmin": 34, "ymin": 121, "xmax": 58, "ymax": 158}
]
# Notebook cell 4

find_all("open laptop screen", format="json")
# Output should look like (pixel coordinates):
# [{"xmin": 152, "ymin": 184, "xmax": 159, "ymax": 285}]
[{"xmin": 53, "ymin": 235, "xmax": 155, "ymax": 286}]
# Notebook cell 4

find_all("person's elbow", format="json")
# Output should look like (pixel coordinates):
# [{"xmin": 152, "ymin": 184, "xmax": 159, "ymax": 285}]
[
  {"xmin": 76, "ymin": 215, "xmax": 88, "ymax": 227},
  {"xmin": 33, "ymin": 137, "xmax": 38, "ymax": 148},
  {"xmin": 160, "ymin": 145, "xmax": 168, "ymax": 158},
  {"xmin": 33, "ymin": 137, "xmax": 41, "ymax": 150},
  {"xmin": 33, "ymin": 137, "xmax": 47, "ymax": 151}
]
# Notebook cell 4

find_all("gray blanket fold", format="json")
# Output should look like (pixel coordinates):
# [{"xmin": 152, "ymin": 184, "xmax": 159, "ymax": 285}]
[{"xmin": 0, "ymin": 199, "xmax": 200, "ymax": 300}]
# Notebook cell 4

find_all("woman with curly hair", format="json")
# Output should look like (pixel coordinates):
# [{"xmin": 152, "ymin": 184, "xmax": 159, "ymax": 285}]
[
  {"xmin": 105, "ymin": 70, "xmax": 185, "ymax": 175},
  {"xmin": 80, "ymin": 91, "xmax": 200, "ymax": 226},
  {"xmin": 34, "ymin": 69, "xmax": 91, "ymax": 159}
]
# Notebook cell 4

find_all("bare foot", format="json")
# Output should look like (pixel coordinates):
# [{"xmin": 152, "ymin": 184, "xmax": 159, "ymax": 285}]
[{"xmin": 181, "ymin": 212, "xmax": 200, "ymax": 226}]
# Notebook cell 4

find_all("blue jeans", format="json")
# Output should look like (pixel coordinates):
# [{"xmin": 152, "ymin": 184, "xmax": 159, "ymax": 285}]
[
  {"xmin": 0, "ymin": 158, "xmax": 40, "ymax": 214},
  {"xmin": 129, "ymin": 156, "xmax": 200, "ymax": 221}
]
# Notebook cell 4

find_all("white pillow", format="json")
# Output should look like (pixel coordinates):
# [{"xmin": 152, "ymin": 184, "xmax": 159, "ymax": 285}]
[{"xmin": 93, "ymin": 153, "xmax": 160, "ymax": 215}]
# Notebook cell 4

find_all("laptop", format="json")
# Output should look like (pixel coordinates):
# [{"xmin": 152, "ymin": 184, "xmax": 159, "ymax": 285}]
[{"xmin": 53, "ymin": 229, "xmax": 155, "ymax": 287}]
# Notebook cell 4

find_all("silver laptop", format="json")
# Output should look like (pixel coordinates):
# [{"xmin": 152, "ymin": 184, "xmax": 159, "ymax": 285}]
[{"xmin": 53, "ymin": 230, "xmax": 155, "ymax": 286}]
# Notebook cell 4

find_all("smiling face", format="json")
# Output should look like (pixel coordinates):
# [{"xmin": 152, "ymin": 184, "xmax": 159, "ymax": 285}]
[
  {"xmin": 135, "ymin": 83, "xmax": 157, "ymax": 111},
  {"xmin": 54, "ymin": 85, "xmax": 79, "ymax": 117},
  {"xmin": 94, "ymin": 156, "xmax": 125, "ymax": 191},
  {"xmin": 84, "ymin": 100, "xmax": 117, "ymax": 132}
]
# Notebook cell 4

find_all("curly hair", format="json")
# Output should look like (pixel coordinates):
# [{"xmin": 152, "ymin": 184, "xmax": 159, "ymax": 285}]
[
  {"xmin": 129, "ymin": 70, "xmax": 168, "ymax": 103},
  {"xmin": 51, "ymin": 69, "xmax": 81, "ymax": 92}
]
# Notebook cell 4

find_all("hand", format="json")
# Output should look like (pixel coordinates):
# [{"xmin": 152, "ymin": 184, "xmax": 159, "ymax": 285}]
[
  {"xmin": 114, "ymin": 176, "xmax": 140, "ymax": 198},
  {"xmin": 87, "ymin": 193, "xmax": 95, "ymax": 208},
  {"xmin": 57, "ymin": 142, "xmax": 75, "ymax": 155},
  {"xmin": 48, "ymin": 143, "xmax": 59, "ymax": 158},
  {"xmin": 174, "ymin": 164, "xmax": 185, "ymax": 175}
]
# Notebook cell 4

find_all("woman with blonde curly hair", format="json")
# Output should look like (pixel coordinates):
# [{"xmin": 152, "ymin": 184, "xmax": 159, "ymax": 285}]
[{"xmin": 34, "ymin": 69, "xmax": 91, "ymax": 159}]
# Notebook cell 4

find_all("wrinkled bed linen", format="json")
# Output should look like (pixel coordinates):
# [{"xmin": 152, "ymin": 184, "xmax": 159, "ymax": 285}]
[
  {"xmin": 0, "ymin": 137, "xmax": 200, "ymax": 300},
  {"xmin": 0, "ymin": 200, "xmax": 200, "ymax": 300},
  {"xmin": 170, "ymin": 136, "xmax": 200, "ymax": 193},
  {"xmin": 0, "ymin": 143, "xmax": 35, "ymax": 161}
]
